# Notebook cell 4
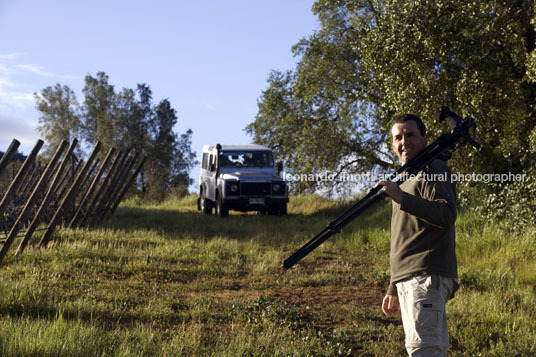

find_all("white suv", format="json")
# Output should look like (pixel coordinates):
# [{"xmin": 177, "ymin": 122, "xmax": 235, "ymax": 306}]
[{"xmin": 197, "ymin": 144, "xmax": 288, "ymax": 217}]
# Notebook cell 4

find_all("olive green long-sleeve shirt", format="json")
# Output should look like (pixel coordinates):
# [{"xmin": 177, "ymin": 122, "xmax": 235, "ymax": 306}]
[{"xmin": 387, "ymin": 159, "xmax": 458, "ymax": 297}]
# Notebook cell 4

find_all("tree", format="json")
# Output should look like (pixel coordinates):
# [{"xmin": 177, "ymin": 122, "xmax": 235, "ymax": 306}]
[
  {"xmin": 81, "ymin": 72, "xmax": 116, "ymax": 153},
  {"xmin": 248, "ymin": 0, "xmax": 536, "ymax": 198},
  {"xmin": 246, "ymin": 0, "xmax": 398, "ymax": 193},
  {"xmin": 145, "ymin": 99, "xmax": 197, "ymax": 201},
  {"xmin": 114, "ymin": 84, "xmax": 153, "ymax": 154},
  {"xmin": 34, "ymin": 83, "xmax": 82, "ymax": 157},
  {"xmin": 172, "ymin": 128, "xmax": 196, "ymax": 194},
  {"xmin": 355, "ymin": 0, "xmax": 536, "ymax": 178}
]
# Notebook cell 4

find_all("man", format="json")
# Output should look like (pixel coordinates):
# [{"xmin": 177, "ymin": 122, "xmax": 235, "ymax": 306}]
[{"xmin": 376, "ymin": 114, "xmax": 458, "ymax": 356}]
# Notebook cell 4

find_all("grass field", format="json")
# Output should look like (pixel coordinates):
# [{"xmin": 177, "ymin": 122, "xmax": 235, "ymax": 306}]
[{"xmin": 0, "ymin": 195, "xmax": 535, "ymax": 356}]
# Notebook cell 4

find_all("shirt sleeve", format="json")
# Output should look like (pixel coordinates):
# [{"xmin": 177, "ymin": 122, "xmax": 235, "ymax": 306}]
[
  {"xmin": 387, "ymin": 281, "xmax": 397, "ymax": 296},
  {"xmin": 399, "ymin": 160, "xmax": 457, "ymax": 229}
]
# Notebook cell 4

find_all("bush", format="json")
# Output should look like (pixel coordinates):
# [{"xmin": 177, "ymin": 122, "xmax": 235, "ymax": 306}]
[{"xmin": 476, "ymin": 174, "xmax": 536, "ymax": 230}]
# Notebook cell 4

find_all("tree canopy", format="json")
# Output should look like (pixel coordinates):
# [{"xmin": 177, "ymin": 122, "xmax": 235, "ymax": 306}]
[
  {"xmin": 35, "ymin": 72, "xmax": 196, "ymax": 201},
  {"xmin": 247, "ymin": 0, "xmax": 536, "ymax": 199},
  {"xmin": 35, "ymin": 83, "xmax": 82, "ymax": 158}
]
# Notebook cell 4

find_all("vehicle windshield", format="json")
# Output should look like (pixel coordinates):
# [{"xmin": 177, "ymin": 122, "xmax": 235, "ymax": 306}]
[{"xmin": 219, "ymin": 151, "xmax": 274, "ymax": 168}]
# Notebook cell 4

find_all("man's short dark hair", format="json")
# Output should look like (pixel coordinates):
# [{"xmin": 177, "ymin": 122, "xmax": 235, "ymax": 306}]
[{"xmin": 392, "ymin": 114, "xmax": 427, "ymax": 137}]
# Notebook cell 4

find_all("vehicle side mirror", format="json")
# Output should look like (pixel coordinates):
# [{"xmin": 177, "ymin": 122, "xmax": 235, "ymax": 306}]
[{"xmin": 276, "ymin": 161, "xmax": 283, "ymax": 175}]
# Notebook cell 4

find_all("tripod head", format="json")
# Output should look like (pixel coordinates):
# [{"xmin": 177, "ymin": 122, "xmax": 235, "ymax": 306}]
[{"xmin": 438, "ymin": 106, "xmax": 480, "ymax": 149}]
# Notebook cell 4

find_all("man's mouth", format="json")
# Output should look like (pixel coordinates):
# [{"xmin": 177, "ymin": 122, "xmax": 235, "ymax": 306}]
[{"xmin": 400, "ymin": 149, "xmax": 413, "ymax": 160}]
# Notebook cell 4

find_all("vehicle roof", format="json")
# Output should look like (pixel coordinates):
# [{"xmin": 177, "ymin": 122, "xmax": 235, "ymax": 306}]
[{"xmin": 202, "ymin": 144, "xmax": 272, "ymax": 152}]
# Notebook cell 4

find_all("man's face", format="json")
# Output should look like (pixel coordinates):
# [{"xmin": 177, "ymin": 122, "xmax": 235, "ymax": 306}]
[{"xmin": 391, "ymin": 121, "xmax": 427, "ymax": 163}]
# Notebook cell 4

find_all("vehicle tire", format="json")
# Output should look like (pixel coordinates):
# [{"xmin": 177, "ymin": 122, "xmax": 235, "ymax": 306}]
[
  {"xmin": 200, "ymin": 191, "xmax": 212, "ymax": 214},
  {"xmin": 216, "ymin": 195, "xmax": 229, "ymax": 217}
]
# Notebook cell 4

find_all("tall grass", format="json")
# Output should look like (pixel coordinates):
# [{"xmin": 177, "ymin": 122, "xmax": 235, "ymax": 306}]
[{"xmin": 0, "ymin": 195, "xmax": 534, "ymax": 356}]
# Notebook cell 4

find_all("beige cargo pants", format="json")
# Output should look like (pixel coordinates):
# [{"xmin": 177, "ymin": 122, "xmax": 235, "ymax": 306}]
[{"xmin": 396, "ymin": 274, "xmax": 455, "ymax": 357}]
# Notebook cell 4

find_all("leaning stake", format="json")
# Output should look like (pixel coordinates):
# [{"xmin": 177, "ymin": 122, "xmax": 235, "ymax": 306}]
[{"xmin": 38, "ymin": 141, "xmax": 101, "ymax": 248}]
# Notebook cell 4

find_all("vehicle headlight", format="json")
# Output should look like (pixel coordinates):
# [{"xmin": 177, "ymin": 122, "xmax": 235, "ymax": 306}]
[
  {"xmin": 225, "ymin": 182, "xmax": 240, "ymax": 195},
  {"xmin": 273, "ymin": 183, "xmax": 281, "ymax": 192}
]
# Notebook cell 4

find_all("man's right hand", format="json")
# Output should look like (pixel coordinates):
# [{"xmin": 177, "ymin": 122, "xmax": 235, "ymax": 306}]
[
  {"xmin": 382, "ymin": 294, "xmax": 399, "ymax": 316},
  {"xmin": 376, "ymin": 180, "xmax": 403, "ymax": 204}
]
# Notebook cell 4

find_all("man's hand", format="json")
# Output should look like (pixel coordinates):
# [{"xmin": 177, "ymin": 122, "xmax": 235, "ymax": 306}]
[
  {"xmin": 376, "ymin": 180, "xmax": 403, "ymax": 204},
  {"xmin": 382, "ymin": 294, "xmax": 399, "ymax": 316}
]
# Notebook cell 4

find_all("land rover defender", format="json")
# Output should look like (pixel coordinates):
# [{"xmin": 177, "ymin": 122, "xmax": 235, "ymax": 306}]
[{"xmin": 197, "ymin": 144, "xmax": 288, "ymax": 216}]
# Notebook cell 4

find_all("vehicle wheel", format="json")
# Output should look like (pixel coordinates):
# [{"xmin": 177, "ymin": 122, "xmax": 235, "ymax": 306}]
[
  {"xmin": 216, "ymin": 195, "xmax": 228, "ymax": 217},
  {"xmin": 200, "ymin": 191, "xmax": 212, "ymax": 214}
]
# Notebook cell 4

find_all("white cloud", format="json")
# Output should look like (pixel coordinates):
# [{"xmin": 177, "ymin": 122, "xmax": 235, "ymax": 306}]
[
  {"xmin": 0, "ymin": 52, "xmax": 78, "ymax": 111},
  {"xmin": 0, "ymin": 54, "xmax": 41, "ymax": 152},
  {"xmin": 0, "ymin": 53, "xmax": 80, "ymax": 153},
  {"xmin": 203, "ymin": 102, "xmax": 217, "ymax": 111},
  {"xmin": 15, "ymin": 64, "xmax": 79, "ymax": 80},
  {"xmin": 0, "ymin": 114, "xmax": 40, "ymax": 153},
  {"xmin": 0, "ymin": 53, "xmax": 22, "ymax": 60},
  {"xmin": 0, "ymin": 62, "xmax": 10, "ymax": 74},
  {"xmin": 0, "ymin": 77, "xmax": 35, "ymax": 109},
  {"xmin": 0, "ymin": 53, "xmax": 79, "ymax": 79},
  {"xmin": 0, "ymin": 53, "xmax": 22, "ymax": 75}
]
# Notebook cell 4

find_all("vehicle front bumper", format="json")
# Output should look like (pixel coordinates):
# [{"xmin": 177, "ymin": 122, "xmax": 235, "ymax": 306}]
[{"xmin": 222, "ymin": 196, "xmax": 288, "ymax": 210}]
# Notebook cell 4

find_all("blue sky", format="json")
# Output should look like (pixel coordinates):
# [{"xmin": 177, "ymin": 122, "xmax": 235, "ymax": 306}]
[{"xmin": 0, "ymin": 0, "xmax": 319, "ymax": 189}]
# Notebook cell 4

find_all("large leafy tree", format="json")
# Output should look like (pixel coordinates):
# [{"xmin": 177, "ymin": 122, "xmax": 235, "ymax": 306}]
[
  {"xmin": 113, "ymin": 84, "xmax": 153, "ymax": 156},
  {"xmin": 34, "ymin": 83, "xmax": 82, "ymax": 157},
  {"xmin": 82, "ymin": 72, "xmax": 117, "ymax": 153},
  {"xmin": 357, "ymin": 0, "xmax": 536, "ymax": 175},
  {"xmin": 145, "ymin": 99, "xmax": 189, "ymax": 201},
  {"xmin": 246, "ymin": 6, "xmax": 391, "ymax": 193},
  {"xmin": 248, "ymin": 0, "xmax": 536, "ymax": 197}
]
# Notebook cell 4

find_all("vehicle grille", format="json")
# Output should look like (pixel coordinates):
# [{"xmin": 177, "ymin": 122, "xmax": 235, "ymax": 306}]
[{"xmin": 241, "ymin": 182, "xmax": 271, "ymax": 196}]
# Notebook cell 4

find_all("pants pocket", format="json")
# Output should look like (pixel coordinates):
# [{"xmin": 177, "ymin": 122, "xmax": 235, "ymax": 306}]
[{"xmin": 415, "ymin": 308, "xmax": 441, "ymax": 340}]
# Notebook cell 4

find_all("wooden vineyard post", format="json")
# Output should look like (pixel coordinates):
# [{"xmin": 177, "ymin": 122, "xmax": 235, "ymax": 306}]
[
  {"xmin": 100, "ymin": 153, "xmax": 141, "ymax": 221},
  {"xmin": 94, "ymin": 152, "xmax": 138, "ymax": 225},
  {"xmin": 107, "ymin": 155, "xmax": 146, "ymax": 219},
  {"xmin": 18, "ymin": 162, "xmax": 41, "ymax": 197},
  {"xmin": 15, "ymin": 140, "xmax": 76, "ymax": 255},
  {"xmin": 0, "ymin": 140, "xmax": 65, "ymax": 264},
  {"xmin": 68, "ymin": 147, "xmax": 116, "ymax": 229},
  {"xmin": 0, "ymin": 140, "xmax": 44, "ymax": 218},
  {"xmin": 38, "ymin": 142, "xmax": 101, "ymax": 248},
  {"xmin": 0, "ymin": 139, "xmax": 21, "ymax": 175},
  {"xmin": 78, "ymin": 150, "xmax": 124, "ymax": 227},
  {"xmin": 54, "ymin": 157, "xmax": 79, "ymax": 202},
  {"xmin": 89, "ymin": 151, "xmax": 130, "ymax": 226}
]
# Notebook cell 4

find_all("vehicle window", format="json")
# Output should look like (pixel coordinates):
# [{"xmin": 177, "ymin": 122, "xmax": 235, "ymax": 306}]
[
  {"xmin": 219, "ymin": 151, "xmax": 274, "ymax": 168},
  {"xmin": 209, "ymin": 154, "xmax": 216, "ymax": 171},
  {"xmin": 202, "ymin": 153, "xmax": 208, "ymax": 170}
]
